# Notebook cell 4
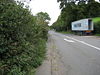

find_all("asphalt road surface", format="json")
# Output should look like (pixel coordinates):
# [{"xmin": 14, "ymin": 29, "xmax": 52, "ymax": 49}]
[{"xmin": 49, "ymin": 30, "xmax": 100, "ymax": 75}]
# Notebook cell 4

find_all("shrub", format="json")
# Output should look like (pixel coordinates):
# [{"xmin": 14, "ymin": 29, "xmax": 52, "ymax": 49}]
[
  {"xmin": 94, "ymin": 21, "xmax": 100, "ymax": 34},
  {"xmin": 0, "ymin": 1, "xmax": 48, "ymax": 75}
]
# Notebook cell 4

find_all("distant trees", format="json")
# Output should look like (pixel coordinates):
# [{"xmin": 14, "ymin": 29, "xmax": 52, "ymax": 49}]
[
  {"xmin": 57, "ymin": 0, "xmax": 96, "ymax": 8},
  {"xmin": 51, "ymin": 0, "xmax": 100, "ymax": 32}
]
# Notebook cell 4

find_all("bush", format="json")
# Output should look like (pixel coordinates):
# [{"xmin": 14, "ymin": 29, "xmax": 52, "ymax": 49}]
[
  {"xmin": 94, "ymin": 22, "xmax": 100, "ymax": 34},
  {"xmin": 0, "ymin": 1, "xmax": 48, "ymax": 75}
]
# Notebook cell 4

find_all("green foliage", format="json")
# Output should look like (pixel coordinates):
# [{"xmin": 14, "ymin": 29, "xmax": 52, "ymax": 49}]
[
  {"xmin": 8, "ymin": 66, "xmax": 26, "ymax": 75},
  {"xmin": 86, "ymin": 2, "xmax": 100, "ymax": 17},
  {"xmin": 57, "ymin": 0, "xmax": 96, "ymax": 9},
  {"xmin": 94, "ymin": 22, "xmax": 100, "ymax": 34},
  {"xmin": 95, "ymin": 34, "xmax": 100, "ymax": 36},
  {"xmin": 0, "ymin": 1, "xmax": 50, "ymax": 75},
  {"xmin": 52, "ymin": 15, "xmax": 65, "ymax": 31},
  {"xmin": 93, "ymin": 17, "xmax": 100, "ymax": 23},
  {"xmin": 0, "ymin": 0, "xmax": 15, "ymax": 3},
  {"xmin": 36, "ymin": 12, "xmax": 51, "ymax": 21}
]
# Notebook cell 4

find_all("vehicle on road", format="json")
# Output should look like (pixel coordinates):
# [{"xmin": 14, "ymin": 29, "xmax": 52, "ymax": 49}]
[{"xmin": 71, "ymin": 18, "xmax": 94, "ymax": 35}]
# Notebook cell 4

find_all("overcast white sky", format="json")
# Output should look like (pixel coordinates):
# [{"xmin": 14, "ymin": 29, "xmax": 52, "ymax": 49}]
[{"xmin": 28, "ymin": 0, "xmax": 61, "ymax": 25}]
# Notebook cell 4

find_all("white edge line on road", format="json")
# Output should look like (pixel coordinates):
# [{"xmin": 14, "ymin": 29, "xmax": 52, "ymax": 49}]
[
  {"xmin": 64, "ymin": 38, "xmax": 75, "ymax": 43},
  {"xmin": 65, "ymin": 36, "xmax": 100, "ymax": 51}
]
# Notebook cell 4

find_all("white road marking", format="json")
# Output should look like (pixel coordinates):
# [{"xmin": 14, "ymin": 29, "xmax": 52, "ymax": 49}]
[
  {"xmin": 64, "ymin": 38, "xmax": 75, "ymax": 42},
  {"xmin": 65, "ymin": 36, "xmax": 100, "ymax": 51},
  {"xmin": 83, "ymin": 36, "xmax": 94, "ymax": 37}
]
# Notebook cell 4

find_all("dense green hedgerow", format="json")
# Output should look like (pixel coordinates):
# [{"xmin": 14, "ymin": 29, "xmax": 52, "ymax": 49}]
[{"xmin": 0, "ymin": 1, "xmax": 49, "ymax": 75}]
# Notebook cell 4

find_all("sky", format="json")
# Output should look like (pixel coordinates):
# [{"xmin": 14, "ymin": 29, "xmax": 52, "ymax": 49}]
[{"xmin": 28, "ymin": 0, "xmax": 61, "ymax": 25}]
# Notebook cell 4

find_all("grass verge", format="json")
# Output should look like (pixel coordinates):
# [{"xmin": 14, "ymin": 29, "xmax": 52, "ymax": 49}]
[{"xmin": 95, "ymin": 34, "xmax": 100, "ymax": 36}]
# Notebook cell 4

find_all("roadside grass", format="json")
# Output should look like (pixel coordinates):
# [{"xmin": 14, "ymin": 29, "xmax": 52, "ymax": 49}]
[
  {"xmin": 93, "ymin": 17, "xmax": 100, "ymax": 23},
  {"xmin": 95, "ymin": 34, "xmax": 100, "ymax": 36}
]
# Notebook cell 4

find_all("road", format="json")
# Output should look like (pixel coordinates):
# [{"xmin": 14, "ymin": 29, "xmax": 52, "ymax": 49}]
[{"xmin": 48, "ymin": 30, "xmax": 100, "ymax": 75}]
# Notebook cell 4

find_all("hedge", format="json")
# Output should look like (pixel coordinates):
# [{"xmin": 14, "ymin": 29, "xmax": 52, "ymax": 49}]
[{"xmin": 0, "ymin": 1, "xmax": 48, "ymax": 75}]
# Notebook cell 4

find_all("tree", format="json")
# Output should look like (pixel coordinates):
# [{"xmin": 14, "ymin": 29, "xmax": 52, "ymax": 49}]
[
  {"xmin": 57, "ymin": 0, "xmax": 97, "ymax": 9},
  {"xmin": 0, "ymin": 0, "xmax": 15, "ymax": 3},
  {"xmin": 35, "ymin": 12, "xmax": 51, "ymax": 39},
  {"xmin": 86, "ymin": 1, "xmax": 100, "ymax": 17},
  {"xmin": 36, "ymin": 12, "xmax": 51, "ymax": 21}
]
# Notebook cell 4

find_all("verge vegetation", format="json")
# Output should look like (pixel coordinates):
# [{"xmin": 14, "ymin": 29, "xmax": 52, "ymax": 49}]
[{"xmin": 0, "ymin": 0, "xmax": 50, "ymax": 75}]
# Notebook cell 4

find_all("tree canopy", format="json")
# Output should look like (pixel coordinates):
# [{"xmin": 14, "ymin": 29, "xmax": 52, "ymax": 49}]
[{"xmin": 57, "ymin": 0, "xmax": 96, "ymax": 9}]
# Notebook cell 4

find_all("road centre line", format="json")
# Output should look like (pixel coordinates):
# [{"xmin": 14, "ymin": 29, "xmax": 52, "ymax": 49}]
[
  {"xmin": 65, "ymin": 36, "xmax": 100, "ymax": 51},
  {"xmin": 64, "ymin": 38, "xmax": 75, "ymax": 42}
]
